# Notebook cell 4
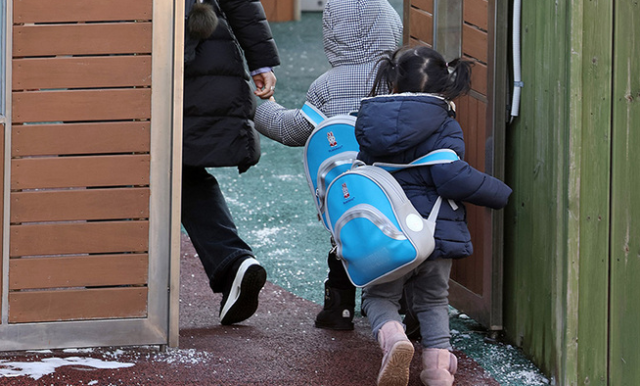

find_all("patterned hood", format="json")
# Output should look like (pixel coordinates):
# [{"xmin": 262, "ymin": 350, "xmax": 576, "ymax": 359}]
[{"xmin": 323, "ymin": 0, "xmax": 403, "ymax": 67}]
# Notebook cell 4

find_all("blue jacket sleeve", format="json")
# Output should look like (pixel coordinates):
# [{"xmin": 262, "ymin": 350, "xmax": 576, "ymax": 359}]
[{"xmin": 430, "ymin": 161, "xmax": 512, "ymax": 209}]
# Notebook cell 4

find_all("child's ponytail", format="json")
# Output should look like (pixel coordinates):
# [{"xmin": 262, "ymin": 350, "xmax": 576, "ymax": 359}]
[
  {"xmin": 368, "ymin": 50, "xmax": 399, "ymax": 97},
  {"xmin": 441, "ymin": 58, "xmax": 472, "ymax": 100}
]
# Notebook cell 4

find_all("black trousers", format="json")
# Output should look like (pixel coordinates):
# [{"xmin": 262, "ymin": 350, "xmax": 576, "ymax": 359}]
[{"xmin": 181, "ymin": 166, "xmax": 254, "ymax": 293}]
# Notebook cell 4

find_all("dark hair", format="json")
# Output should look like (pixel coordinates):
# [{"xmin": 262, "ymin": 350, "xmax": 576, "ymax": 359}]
[{"xmin": 369, "ymin": 46, "xmax": 472, "ymax": 100}]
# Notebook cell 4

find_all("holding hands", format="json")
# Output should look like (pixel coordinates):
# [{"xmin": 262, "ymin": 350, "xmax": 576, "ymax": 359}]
[{"xmin": 253, "ymin": 71, "xmax": 277, "ymax": 100}]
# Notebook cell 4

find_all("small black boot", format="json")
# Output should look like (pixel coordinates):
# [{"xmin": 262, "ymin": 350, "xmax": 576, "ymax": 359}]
[{"xmin": 315, "ymin": 282, "xmax": 356, "ymax": 331}]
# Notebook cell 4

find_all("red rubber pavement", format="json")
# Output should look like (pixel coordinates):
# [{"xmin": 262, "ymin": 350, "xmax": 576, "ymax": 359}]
[{"xmin": 0, "ymin": 234, "xmax": 499, "ymax": 386}]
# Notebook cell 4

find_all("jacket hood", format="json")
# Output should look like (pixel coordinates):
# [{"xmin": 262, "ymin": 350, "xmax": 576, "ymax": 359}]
[
  {"xmin": 322, "ymin": 0, "xmax": 402, "ymax": 67},
  {"xmin": 355, "ymin": 94, "xmax": 454, "ymax": 156}
]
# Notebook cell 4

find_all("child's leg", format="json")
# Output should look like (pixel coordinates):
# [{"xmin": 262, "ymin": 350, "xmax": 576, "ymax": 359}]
[
  {"xmin": 411, "ymin": 259, "xmax": 457, "ymax": 386},
  {"xmin": 362, "ymin": 278, "xmax": 405, "ymax": 335},
  {"xmin": 314, "ymin": 247, "xmax": 356, "ymax": 330},
  {"xmin": 363, "ymin": 278, "xmax": 414, "ymax": 386}
]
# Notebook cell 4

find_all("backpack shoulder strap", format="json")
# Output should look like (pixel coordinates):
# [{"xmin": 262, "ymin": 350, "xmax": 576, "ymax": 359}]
[
  {"xmin": 372, "ymin": 149, "xmax": 460, "ymax": 212},
  {"xmin": 300, "ymin": 102, "xmax": 328, "ymax": 127},
  {"xmin": 372, "ymin": 149, "xmax": 459, "ymax": 172}
]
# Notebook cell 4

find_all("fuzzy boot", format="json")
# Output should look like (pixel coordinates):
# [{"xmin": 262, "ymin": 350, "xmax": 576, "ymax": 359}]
[
  {"xmin": 420, "ymin": 348, "xmax": 458, "ymax": 386},
  {"xmin": 376, "ymin": 321, "xmax": 415, "ymax": 386},
  {"xmin": 314, "ymin": 283, "xmax": 356, "ymax": 330}
]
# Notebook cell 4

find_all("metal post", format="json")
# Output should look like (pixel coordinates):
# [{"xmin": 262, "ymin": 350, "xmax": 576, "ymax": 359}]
[{"xmin": 433, "ymin": 0, "xmax": 463, "ymax": 62}]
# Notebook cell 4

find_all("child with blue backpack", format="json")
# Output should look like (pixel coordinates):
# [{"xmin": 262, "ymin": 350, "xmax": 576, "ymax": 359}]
[
  {"xmin": 356, "ymin": 46, "xmax": 512, "ymax": 386},
  {"xmin": 254, "ymin": 0, "xmax": 402, "ymax": 331}
]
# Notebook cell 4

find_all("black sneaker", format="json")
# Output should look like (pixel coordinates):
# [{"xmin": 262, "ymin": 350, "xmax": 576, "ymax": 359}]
[{"xmin": 219, "ymin": 257, "xmax": 267, "ymax": 325}]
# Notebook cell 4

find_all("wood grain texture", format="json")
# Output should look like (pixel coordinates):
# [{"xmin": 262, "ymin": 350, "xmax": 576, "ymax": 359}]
[
  {"xmin": 10, "ymin": 221, "xmax": 149, "ymax": 257},
  {"xmin": 9, "ymin": 287, "xmax": 148, "ymax": 323},
  {"xmin": 9, "ymin": 254, "xmax": 149, "ymax": 290},
  {"xmin": 11, "ymin": 154, "xmax": 150, "ymax": 190},
  {"xmin": 12, "ymin": 56, "xmax": 152, "ymax": 90},
  {"xmin": 13, "ymin": 0, "xmax": 152, "ymax": 23},
  {"xmin": 12, "ymin": 122, "xmax": 150, "ymax": 157}
]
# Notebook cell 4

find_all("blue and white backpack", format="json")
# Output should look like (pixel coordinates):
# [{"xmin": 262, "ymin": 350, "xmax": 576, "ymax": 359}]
[
  {"xmin": 324, "ymin": 150, "xmax": 460, "ymax": 287},
  {"xmin": 301, "ymin": 102, "xmax": 360, "ymax": 230},
  {"xmin": 301, "ymin": 102, "xmax": 460, "ymax": 287}
]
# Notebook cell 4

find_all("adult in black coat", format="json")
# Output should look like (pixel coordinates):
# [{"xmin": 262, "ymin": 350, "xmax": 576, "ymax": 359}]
[{"xmin": 181, "ymin": 0, "xmax": 280, "ymax": 325}]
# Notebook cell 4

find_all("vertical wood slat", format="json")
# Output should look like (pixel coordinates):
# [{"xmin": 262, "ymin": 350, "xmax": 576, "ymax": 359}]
[
  {"xmin": 12, "ymin": 56, "xmax": 152, "ymax": 90},
  {"xmin": 13, "ymin": 0, "xmax": 153, "ymax": 23},
  {"xmin": 9, "ymin": 288, "xmax": 148, "ymax": 323},
  {"xmin": 573, "ymin": 0, "xmax": 614, "ymax": 384},
  {"xmin": 609, "ymin": 0, "xmax": 640, "ymax": 384},
  {"xmin": 10, "ymin": 221, "xmax": 149, "ymax": 257},
  {"xmin": 10, "ymin": 254, "xmax": 149, "ymax": 290},
  {"xmin": 11, "ymin": 188, "xmax": 151, "ymax": 223},
  {"xmin": 12, "ymin": 122, "xmax": 151, "ymax": 157},
  {"xmin": 12, "ymin": 89, "xmax": 151, "ymax": 123},
  {"xmin": 13, "ymin": 23, "xmax": 152, "ymax": 57},
  {"xmin": 11, "ymin": 155, "xmax": 150, "ymax": 190}
]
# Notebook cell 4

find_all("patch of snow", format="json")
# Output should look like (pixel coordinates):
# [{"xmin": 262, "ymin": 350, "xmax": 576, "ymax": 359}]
[{"xmin": 0, "ymin": 357, "xmax": 134, "ymax": 380}]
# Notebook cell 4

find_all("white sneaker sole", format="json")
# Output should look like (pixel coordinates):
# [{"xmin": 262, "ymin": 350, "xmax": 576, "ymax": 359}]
[{"xmin": 219, "ymin": 258, "xmax": 266, "ymax": 325}]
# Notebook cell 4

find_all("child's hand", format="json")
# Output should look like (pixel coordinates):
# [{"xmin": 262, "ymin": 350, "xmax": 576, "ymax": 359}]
[{"xmin": 253, "ymin": 71, "xmax": 277, "ymax": 100}]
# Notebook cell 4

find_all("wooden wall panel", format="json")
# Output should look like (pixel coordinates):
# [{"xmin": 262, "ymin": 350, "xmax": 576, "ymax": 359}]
[
  {"xmin": 13, "ymin": 23, "xmax": 152, "ymax": 57},
  {"xmin": 464, "ymin": 0, "xmax": 488, "ymax": 31},
  {"xmin": 260, "ymin": 0, "xmax": 295, "ymax": 22},
  {"xmin": 11, "ymin": 155, "xmax": 150, "ymax": 190},
  {"xmin": 451, "ymin": 95, "xmax": 488, "ymax": 295},
  {"xmin": 609, "ymin": 1, "xmax": 640, "ymax": 384},
  {"xmin": 12, "ymin": 89, "xmax": 151, "ymax": 123},
  {"xmin": 13, "ymin": 56, "xmax": 152, "ymax": 90},
  {"xmin": 8, "ymin": 288, "xmax": 148, "ymax": 323},
  {"xmin": 410, "ymin": 7, "xmax": 434, "ymax": 45},
  {"xmin": 462, "ymin": 23, "xmax": 488, "ymax": 63},
  {"xmin": 12, "ymin": 122, "xmax": 151, "ymax": 157},
  {"xmin": 10, "ymin": 255, "xmax": 149, "ymax": 290},
  {"xmin": 11, "ymin": 188, "xmax": 150, "ymax": 223},
  {"xmin": 412, "ymin": 0, "xmax": 433, "ymax": 12},
  {"xmin": 8, "ymin": 0, "xmax": 154, "ymax": 328},
  {"xmin": 10, "ymin": 221, "xmax": 149, "ymax": 257},
  {"xmin": 13, "ymin": 0, "xmax": 153, "ymax": 23},
  {"xmin": 468, "ymin": 58, "xmax": 488, "ymax": 96}
]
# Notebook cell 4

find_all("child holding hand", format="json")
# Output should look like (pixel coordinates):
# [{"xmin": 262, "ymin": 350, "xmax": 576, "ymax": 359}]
[{"xmin": 254, "ymin": 0, "xmax": 402, "ymax": 331}]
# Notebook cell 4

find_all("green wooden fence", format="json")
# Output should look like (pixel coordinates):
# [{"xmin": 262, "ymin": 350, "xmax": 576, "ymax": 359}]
[{"xmin": 503, "ymin": 0, "xmax": 639, "ymax": 385}]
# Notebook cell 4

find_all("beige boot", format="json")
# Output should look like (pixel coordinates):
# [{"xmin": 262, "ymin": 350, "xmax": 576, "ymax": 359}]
[
  {"xmin": 419, "ymin": 348, "xmax": 457, "ymax": 386},
  {"xmin": 376, "ymin": 321, "xmax": 415, "ymax": 386}
]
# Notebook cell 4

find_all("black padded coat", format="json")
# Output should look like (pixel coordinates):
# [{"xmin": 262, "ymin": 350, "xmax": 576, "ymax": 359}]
[{"xmin": 183, "ymin": 0, "xmax": 280, "ymax": 170}]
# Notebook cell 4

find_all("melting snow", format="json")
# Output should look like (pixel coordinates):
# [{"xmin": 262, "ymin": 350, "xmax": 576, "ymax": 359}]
[{"xmin": 0, "ymin": 356, "xmax": 134, "ymax": 380}]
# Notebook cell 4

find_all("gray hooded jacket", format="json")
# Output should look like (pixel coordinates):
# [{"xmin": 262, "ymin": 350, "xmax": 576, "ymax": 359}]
[{"xmin": 254, "ymin": 0, "xmax": 402, "ymax": 146}]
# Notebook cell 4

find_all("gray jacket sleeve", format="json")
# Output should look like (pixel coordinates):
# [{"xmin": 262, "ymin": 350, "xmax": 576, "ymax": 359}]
[{"xmin": 254, "ymin": 101, "xmax": 315, "ymax": 147}]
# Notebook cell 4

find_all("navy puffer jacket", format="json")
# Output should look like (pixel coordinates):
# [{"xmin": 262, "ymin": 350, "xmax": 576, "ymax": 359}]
[
  {"xmin": 355, "ymin": 93, "xmax": 512, "ymax": 260},
  {"xmin": 183, "ymin": 0, "xmax": 280, "ymax": 169}
]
